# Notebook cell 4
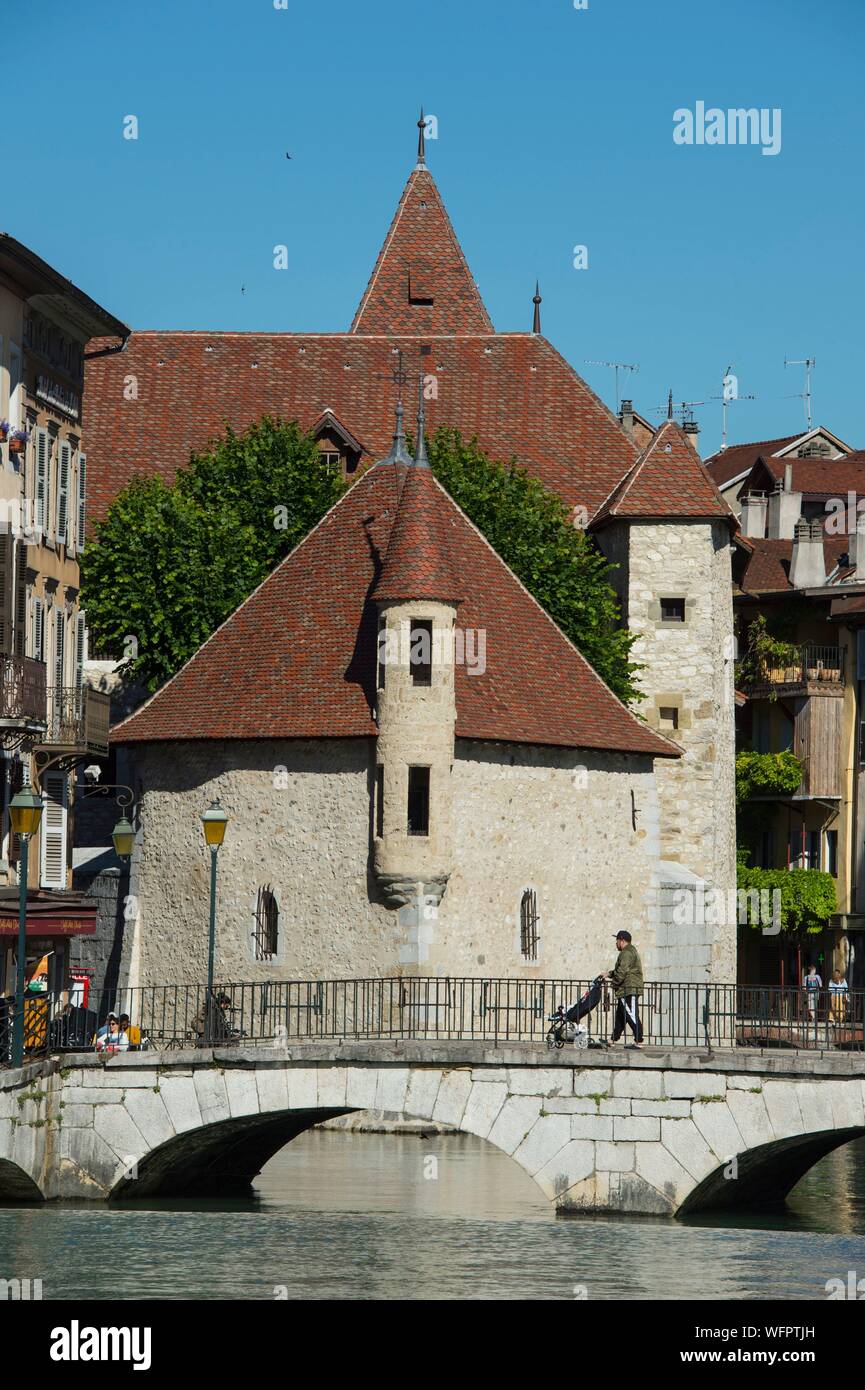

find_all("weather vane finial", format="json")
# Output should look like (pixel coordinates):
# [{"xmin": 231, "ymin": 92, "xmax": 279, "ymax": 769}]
[
  {"xmin": 532, "ymin": 281, "xmax": 542, "ymax": 335},
  {"xmin": 417, "ymin": 107, "xmax": 426, "ymax": 165}
]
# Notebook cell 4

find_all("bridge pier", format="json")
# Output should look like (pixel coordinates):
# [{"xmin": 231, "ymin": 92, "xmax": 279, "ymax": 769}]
[{"xmin": 0, "ymin": 1044, "xmax": 862, "ymax": 1215}]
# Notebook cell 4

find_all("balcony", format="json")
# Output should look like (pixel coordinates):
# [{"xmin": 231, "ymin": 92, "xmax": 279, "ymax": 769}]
[
  {"xmin": 739, "ymin": 644, "xmax": 845, "ymax": 698},
  {"xmin": 0, "ymin": 655, "xmax": 47, "ymax": 734},
  {"xmin": 39, "ymin": 686, "xmax": 110, "ymax": 757}
]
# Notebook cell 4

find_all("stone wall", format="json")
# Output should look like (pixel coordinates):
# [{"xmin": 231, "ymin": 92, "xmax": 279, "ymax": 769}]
[
  {"xmin": 126, "ymin": 737, "xmax": 661, "ymax": 987},
  {"xmin": 600, "ymin": 519, "xmax": 737, "ymax": 983}
]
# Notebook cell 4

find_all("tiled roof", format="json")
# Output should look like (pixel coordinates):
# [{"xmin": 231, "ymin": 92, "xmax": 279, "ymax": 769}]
[
  {"xmin": 704, "ymin": 436, "xmax": 800, "ymax": 488},
  {"xmin": 373, "ymin": 465, "xmax": 464, "ymax": 603},
  {"xmin": 350, "ymin": 167, "xmax": 493, "ymax": 335},
  {"xmin": 112, "ymin": 460, "xmax": 678, "ymax": 759},
  {"xmin": 745, "ymin": 452, "xmax": 865, "ymax": 497},
  {"xmin": 736, "ymin": 534, "xmax": 852, "ymax": 593},
  {"xmin": 82, "ymin": 160, "xmax": 638, "ymax": 527},
  {"xmin": 591, "ymin": 421, "xmax": 736, "ymax": 529}
]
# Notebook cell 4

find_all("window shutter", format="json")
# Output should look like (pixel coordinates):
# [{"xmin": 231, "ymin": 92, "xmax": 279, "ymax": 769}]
[
  {"xmin": 76, "ymin": 452, "xmax": 86, "ymax": 553},
  {"xmin": 75, "ymin": 611, "xmax": 85, "ymax": 688},
  {"xmin": 0, "ymin": 532, "xmax": 13, "ymax": 656},
  {"xmin": 54, "ymin": 610, "xmax": 65, "ymax": 689},
  {"xmin": 40, "ymin": 771, "xmax": 68, "ymax": 889},
  {"xmin": 35, "ymin": 430, "xmax": 48, "ymax": 534},
  {"xmin": 57, "ymin": 442, "xmax": 70, "ymax": 546},
  {"xmin": 33, "ymin": 597, "xmax": 44, "ymax": 663},
  {"xmin": 14, "ymin": 542, "xmax": 27, "ymax": 657}
]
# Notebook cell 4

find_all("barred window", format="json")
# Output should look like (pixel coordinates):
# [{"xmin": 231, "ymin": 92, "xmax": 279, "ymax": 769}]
[
  {"xmin": 253, "ymin": 885, "xmax": 279, "ymax": 962},
  {"xmin": 520, "ymin": 888, "xmax": 539, "ymax": 962}
]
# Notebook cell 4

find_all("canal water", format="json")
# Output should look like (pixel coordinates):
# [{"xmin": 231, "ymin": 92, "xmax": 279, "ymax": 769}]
[{"xmin": 1, "ymin": 1130, "xmax": 865, "ymax": 1300}]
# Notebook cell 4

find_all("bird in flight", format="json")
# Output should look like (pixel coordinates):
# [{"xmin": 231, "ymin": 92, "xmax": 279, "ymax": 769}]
[
  {"xmin": 285, "ymin": 152, "xmax": 292, "ymax": 160},
  {"xmin": 241, "ymin": 285, "xmax": 246, "ymax": 295}
]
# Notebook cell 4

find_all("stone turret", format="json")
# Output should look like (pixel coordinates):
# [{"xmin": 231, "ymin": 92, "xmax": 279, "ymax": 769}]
[{"xmin": 371, "ymin": 409, "xmax": 462, "ymax": 908}]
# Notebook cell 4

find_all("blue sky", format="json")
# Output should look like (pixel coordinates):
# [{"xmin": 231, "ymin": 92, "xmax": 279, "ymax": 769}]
[{"xmin": 14, "ymin": 0, "xmax": 865, "ymax": 456}]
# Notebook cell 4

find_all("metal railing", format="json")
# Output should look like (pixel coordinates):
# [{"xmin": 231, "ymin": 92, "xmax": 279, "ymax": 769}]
[
  {"xmin": 0, "ymin": 655, "xmax": 46, "ymax": 726},
  {"xmin": 42, "ymin": 685, "xmax": 110, "ymax": 754},
  {"xmin": 3, "ymin": 979, "xmax": 863, "ymax": 1064},
  {"xmin": 739, "ymin": 644, "xmax": 845, "ymax": 691}
]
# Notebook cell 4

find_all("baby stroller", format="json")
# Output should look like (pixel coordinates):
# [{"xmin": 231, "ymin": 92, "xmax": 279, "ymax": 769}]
[{"xmin": 546, "ymin": 976, "xmax": 607, "ymax": 1049}]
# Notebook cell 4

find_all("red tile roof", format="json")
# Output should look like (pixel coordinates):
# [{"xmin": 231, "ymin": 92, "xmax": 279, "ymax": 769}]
[
  {"xmin": 591, "ymin": 421, "xmax": 736, "ymax": 530},
  {"xmin": 704, "ymin": 436, "xmax": 800, "ymax": 488},
  {"xmin": 373, "ymin": 465, "xmax": 464, "ymax": 603},
  {"xmin": 82, "ymin": 161, "xmax": 638, "ymax": 527},
  {"xmin": 112, "ymin": 459, "xmax": 678, "ymax": 759},
  {"xmin": 350, "ymin": 167, "xmax": 493, "ymax": 335},
  {"xmin": 736, "ymin": 534, "xmax": 852, "ymax": 593},
  {"xmin": 744, "ymin": 452, "xmax": 865, "ymax": 498}
]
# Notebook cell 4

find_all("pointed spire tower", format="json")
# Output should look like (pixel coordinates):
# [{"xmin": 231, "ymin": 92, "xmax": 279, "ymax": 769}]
[
  {"xmin": 372, "ymin": 380, "xmax": 461, "ymax": 911},
  {"xmin": 350, "ymin": 113, "xmax": 493, "ymax": 335},
  {"xmin": 532, "ymin": 281, "xmax": 542, "ymax": 335}
]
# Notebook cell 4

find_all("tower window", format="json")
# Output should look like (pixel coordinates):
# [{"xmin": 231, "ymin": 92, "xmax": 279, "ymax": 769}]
[
  {"xmin": 660, "ymin": 597, "xmax": 686, "ymax": 623},
  {"xmin": 520, "ymin": 888, "xmax": 539, "ymax": 962},
  {"xmin": 375, "ymin": 765, "xmax": 384, "ymax": 838},
  {"xmin": 407, "ymin": 766, "xmax": 430, "ymax": 836},
  {"xmin": 659, "ymin": 706, "xmax": 679, "ymax": 730},
  {"xmin": 410, "ymin": 620, "xmax": 433, "ymax": 686},
  {"xmin": 253, "ymin": 885, "xmax": 279, "ymax": 962}
]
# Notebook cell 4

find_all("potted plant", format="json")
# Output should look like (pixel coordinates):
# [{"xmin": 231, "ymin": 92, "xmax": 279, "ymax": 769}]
[
  {"xmin": 0, "ymin": 421, "xmax": 10, "ymax": 443},
  {"xmin": 8, "ymin": 428, "xmax": 29, "ymax": 457}
]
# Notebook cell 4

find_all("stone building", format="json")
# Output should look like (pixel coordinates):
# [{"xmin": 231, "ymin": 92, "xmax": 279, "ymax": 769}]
[{"xmin": 83, "ymin": 122, "xmax": 738, "ymax": 990}]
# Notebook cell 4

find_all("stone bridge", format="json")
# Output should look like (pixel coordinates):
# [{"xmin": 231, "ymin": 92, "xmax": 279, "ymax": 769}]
[{"xmin": 1, "ymin": 1042, "xmax": 864, "ymax": 1215}]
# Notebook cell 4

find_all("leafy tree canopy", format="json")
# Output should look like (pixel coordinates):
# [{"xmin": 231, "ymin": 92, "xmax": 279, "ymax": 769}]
[
  {"xmin": 82, "ymin": 418, "xmax": 639, "ymax": 703},
  {"xmin": 737, "ymin": 864, "xmax": 837, "ymax": 934}
]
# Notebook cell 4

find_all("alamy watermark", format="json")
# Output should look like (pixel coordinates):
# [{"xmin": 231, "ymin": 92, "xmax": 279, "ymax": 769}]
[
  {"xmin": 378, "ymin": 622, "xmax": 486, "ymax": 676},
  {"xmin": 673, "ymin": 102, "xmax": 781, "ymax": 157},
  {"xmin": 672, "ymin": 886, "xmax": 781, "ymax": 935}
]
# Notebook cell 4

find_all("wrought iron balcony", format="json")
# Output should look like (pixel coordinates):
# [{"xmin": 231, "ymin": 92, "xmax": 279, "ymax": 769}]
[
  {"xmin": 40, "ymin": 686, "xmax": 110, "ymax": 756},
  {"xmin": 738, "ymin": 644, "xmax": 845, "ymax": 696},
  {"xmin": 0, "ymin": 655, "xmax": 47, "ymax": 732}
]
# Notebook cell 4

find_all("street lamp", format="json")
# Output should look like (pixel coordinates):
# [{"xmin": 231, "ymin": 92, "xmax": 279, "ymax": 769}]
[
  {"xmin": 111, "ymin": 816, "xmax": 135, "ymax": 861},
  {"xmin": 200, "ymin": 801, "xmax": 229, "ymax": 1032},
  {"xmin": 9, "ymin": 787, "xmax": 43, "ymax": 1068}
]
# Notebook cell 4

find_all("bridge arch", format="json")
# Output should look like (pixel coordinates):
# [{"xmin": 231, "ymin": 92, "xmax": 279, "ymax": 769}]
[
  {"xmin": 678, "ymin": 1126, "xmax": 865, "ymax": 1215},
  {"xmin": 0, "ymin": 1156, "xmax": 43, "ymax": 1202}
]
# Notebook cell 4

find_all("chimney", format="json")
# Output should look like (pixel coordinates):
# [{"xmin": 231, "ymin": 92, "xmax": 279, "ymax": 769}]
[
  {"xmin": 740, "ymin": 491, "xmax": 768, "ymax": 539},
  {"xmin": 682, "ymin": 419, "xmax": 700, "ymax": 453},
  {"xmin": 620, "ymin": 399, "xmax": 635, "ymax": 438},
  {"xmin": 789, "ymin": 518, "xmax": 826, "ymax": 589},
  {"xmin": 766, "ymin": 468, "xmax": 802, "ymax": 540}
]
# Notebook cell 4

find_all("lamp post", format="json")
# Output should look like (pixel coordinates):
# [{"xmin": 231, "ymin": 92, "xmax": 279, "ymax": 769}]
[
  {"xmin": 9, "ymin": 787, "xmax": 43, "ymax": 1068},
  {"xmin": 201, "ymin": 801, "xmax": 229, "ymax": 1039}
]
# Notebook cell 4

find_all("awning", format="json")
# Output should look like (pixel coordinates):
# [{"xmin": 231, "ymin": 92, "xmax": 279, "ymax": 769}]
[{"xmin": 0, "ymin": 891, "xmax": 97, "ymax": 936}]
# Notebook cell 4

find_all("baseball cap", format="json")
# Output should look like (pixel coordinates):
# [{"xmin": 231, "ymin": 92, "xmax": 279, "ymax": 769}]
[{"xmin": 614, "ymin": 930, "xmax": 632, "ymax": 943}]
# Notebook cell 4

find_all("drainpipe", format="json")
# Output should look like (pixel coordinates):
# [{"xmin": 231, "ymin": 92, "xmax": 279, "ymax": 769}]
[{"xmin": 83, "ymin": 331, "xmax": 130, "ymax": 362}]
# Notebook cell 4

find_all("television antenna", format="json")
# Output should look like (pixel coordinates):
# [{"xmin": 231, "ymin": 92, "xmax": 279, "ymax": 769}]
[
  {"xmin": 584, "ymin": 360, "xmax": 639, "ymax": 410},
  {"xmin": 651, "ymin": 390, "xmax": 705, "ymax": 425},
  {"xmin": 709, "ymin": 365, "xmax": 756, "ymax": 451},
  {"xmin": 784, "ymin": 356, "xmax": 816, "ymax": 430}
]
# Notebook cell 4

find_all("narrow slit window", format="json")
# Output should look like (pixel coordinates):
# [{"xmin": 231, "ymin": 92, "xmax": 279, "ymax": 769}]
[
  {"xmin": 659, "ymin": 706, "xmax": 679, "ymax": 730},
  {"xmin": 407, "ymin": 766, "xmax": 430, "ymax": 836},
  {"xmin": 660, "ymin": 597, "xmax": 686, "ymax": 623},
  {"xmin": 253, "ymin": 885, "xmax": 279, "ymax": 962},
  {"xmin": 520, "ymin": 889, "xmax": 539, "ymax": 962},
  {"xmin": 375, "ymin": 765, "xmax": 384, "ymax": 838},
  {"xmin": 410, "ymin": 620, "xmax": 433, "ymax": 686},
  {"xmin": 377, "ymin": 616, "xmax": 387, "ymax": 690}
]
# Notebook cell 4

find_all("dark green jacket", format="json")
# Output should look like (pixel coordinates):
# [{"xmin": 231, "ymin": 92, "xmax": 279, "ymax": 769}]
[{"xmin": 610, "ymin": 943, "xmax": 643, "ymax": 1000}]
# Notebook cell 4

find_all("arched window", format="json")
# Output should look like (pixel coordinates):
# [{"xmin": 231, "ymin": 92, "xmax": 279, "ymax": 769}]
[
  {"xmin": 520, "ymin": 889, "xmax": 539, "ymax": 962},
  {"xmin": 253, "ymin": 885, "xmax": 279, "ymax": 962}
]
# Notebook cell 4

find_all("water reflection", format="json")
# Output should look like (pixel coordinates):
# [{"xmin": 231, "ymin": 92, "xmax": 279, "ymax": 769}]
[{"xmin": 0, "ymin": 1130, "xmax": 863, "ymax": 1300}]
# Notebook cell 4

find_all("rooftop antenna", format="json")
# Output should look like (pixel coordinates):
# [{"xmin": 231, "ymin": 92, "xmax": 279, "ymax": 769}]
[
  {"xmin": 709, "ymin": 365, "xmax": 756, "ymax": 451},
  {"xmin": 784, "ymin": 356, "xmax": 816, "ymax": 430},
  {"xmin": 651, "ymin": 396, "xmax": 706, "ymax": 425},
  {"xmin": 584, "ymin": 360, "xmax": 639, "ymax": 411}
]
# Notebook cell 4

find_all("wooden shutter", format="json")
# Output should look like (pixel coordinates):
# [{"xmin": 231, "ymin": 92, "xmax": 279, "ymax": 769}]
[
  {"xmin": 35, "ymin": 429, "xmax": 48, "ymax": 534},
  {"xmin": 76, "ymin": 453, "xmax": 86, "ymax": 552},
  {"xmin": 39, "ymin": 771, "xmax": 68, "ymax": 889},
  {"xmin": 75, "ymin": 611, "xmax": 85, "ymax": 688},
  {"xmin": 57, "ymin": 442, "xmax": 70, "ymax": 546},
  {"xmin": 14, "ymin": 542, "xmax": 27, "ymax": 657},
  {"xmin": 54, "ymin": 610, "xmax": 65, "ymax": 689},
  {"xmin": 0, "ymin": 533, "xmax": 13, "ymax": 656},
  {"xmin": 33, "ymin": 597, "xmax": 44, "ymax": 663}
]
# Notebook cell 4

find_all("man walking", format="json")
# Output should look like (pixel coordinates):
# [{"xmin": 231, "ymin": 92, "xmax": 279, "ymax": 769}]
[{"xmin": 606, "ymin": 930, "xmax": 644, "ymax": 1047}]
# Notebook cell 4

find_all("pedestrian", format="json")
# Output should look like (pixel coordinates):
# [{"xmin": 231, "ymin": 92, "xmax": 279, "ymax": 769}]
[
  {"xmin": 828, "ymin": 968, "xmax": 848, "ymax": 1026},
  {"xmin": 803, "ymin": 963, "xmax": 822, "ymax": 1021},
  {"xmin": 117, "ymin": 1013, "xmax": 141, "ymax": 1049},
  {"xmin": 605, "ymin": 930, "xmax": 644, "ymax": 1047}
]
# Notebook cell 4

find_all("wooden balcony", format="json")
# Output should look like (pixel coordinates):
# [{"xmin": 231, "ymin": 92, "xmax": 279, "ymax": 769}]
[
  {"xmin": 39, "ymin": 686, "xmax": 110, "ymax": 757},
  {"xmin": 0, "ymin": 655, "xmax": 47, "ymax": 733},
  {"xmin": 740, "ymin": 645, "xmax": 845, "ymax": 699}
]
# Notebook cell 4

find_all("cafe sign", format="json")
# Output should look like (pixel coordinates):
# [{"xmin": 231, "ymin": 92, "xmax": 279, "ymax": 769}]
[{"xmin": 0, "ymin": 916, "xmax": 95, "ymax": 935}]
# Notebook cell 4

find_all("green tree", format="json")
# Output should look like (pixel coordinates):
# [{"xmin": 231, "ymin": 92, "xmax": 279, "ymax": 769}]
[
  {"xmin": 428, "ymin": 427, "xmax": 639, "ymax": 704},
  {"xmin": 81, "ymin": 419, "xmax": 344, "ymax": 689}
]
